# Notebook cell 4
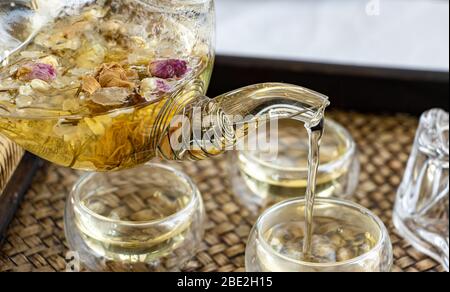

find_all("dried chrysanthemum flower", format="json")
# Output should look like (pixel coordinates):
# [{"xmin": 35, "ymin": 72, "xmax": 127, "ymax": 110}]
[
  {"xmin": 20, "ymin": 51, "xmax": 46, "ymax": 59},
  {"xmin": 30, "ymin": 79, "xmax": 51, "ymax": 92},
  {"xmin": 82, "ymin": 7, "xmax": 107, "ymax": 21},
  {"xmin": 91, "ymin": 87, "xmax": 131, "ymax": 106},
  {"xmin": 63, "ymin": 21, "xmax": 92, "ymax": 39},
  {"xmin": 129, "ymin": 36, "xmax": 147, "ymax": 48},
  {"xmin": 148, "ymin": 59, "xmax": 188, "ymax": 79},
  {"xmin": 0, "ymin": 79, "xmax": 20, "ymax": 91},
  {"xmin": 18, "ymin": 85, "xmax": 33, "ymax": 96},
  {"xmin": 16, "ymin": 63, "xmax": 57, "ymax": 82},
  {"xmin": 33, "ymin": 21, "xmax": 89, "ymax": 51},
  {"xmin": 128, "ymin": 48, "xmax": 155, "ymax": 65},
  {"xmin": 95, "ymin": 63, "xmax": 135, "ymax": 88},
  {"xmin": 101, "ymin": 19, "xmax": 126, "ymax": 37},
  {"xmin": 105, "ymin": 48, "xmax": 129, "ymax": 63},
  {"xmin": 76, "ymin": 44, "xmax": 106, "ymax": 69}
]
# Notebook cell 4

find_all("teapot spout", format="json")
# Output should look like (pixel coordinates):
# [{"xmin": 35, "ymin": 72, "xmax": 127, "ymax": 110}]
[{"xmin": 159, "ymin": 83, "xmax": 330, "ymax": 160}]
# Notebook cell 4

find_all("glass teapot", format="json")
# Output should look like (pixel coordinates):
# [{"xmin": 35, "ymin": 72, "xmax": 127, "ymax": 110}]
[{"xmin": 0, "ymin": 0, "xmax": 329, "ymax": 171}]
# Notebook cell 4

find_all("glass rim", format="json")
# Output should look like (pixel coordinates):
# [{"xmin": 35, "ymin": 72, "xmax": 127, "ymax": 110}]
[
  {"xmin": 255, "ymin": 197, "xmax": 388, "ymax": 268},
  {"xmin": 241, "ymin": 118, "xmax": 357, "ymax": 173},
  {"xmin": 71, "ymin": 162, "xmax": 201, "ymax": 227}
]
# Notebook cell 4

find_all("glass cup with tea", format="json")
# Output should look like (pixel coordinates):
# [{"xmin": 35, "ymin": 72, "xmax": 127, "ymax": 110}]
[
  {"xmin": 65, "ymin": 163, "xmax": 205, "ymax": 271},
  {"xmin": 246, "ymin": 197, "xmax": 393, "ymax": 272},
  {"xmin": 229, "ymin": 118, "xmax": 359, "ymax": 214}
]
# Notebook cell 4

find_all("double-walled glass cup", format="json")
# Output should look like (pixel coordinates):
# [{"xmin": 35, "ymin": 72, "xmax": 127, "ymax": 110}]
[
  {"xmin": 65, "ymin": 163, "xmax": 205, "ymax": 272},
  {"xmin": 245, "ymin": 198, "xmax": 393, "ymax": 272},
  {"xmin": 230, "ymin": 119, "xmax": 359, "ymax": 213},
  {"xmin": 394, "ymin": 109, "xmax": 449, "ymax": 271}
]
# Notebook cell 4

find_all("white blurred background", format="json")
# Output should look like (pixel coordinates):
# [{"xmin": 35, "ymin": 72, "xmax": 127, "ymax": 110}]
[{"xmin": 215, "ymin": 0, "xmax": 449, "ymax": 71}]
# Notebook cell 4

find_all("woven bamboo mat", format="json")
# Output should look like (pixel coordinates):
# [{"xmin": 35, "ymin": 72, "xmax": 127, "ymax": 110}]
[{"xmin": 0, "ymin": 111, "xmax": 446, "ymax": 272}]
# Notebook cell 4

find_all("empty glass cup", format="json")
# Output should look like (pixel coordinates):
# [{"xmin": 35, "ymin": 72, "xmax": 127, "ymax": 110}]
[
  {"xmin": 65, "ymin": 163, "xmax": 205, "ymax": 272},
  {"xmin": 229, "ymin": 118, "xmax": 359, "ymax": 213},
  {"xmin": 245, "ymin": 198, "xmax": 393, "ymax": 272},
  {"xmin": 394, "ymin": 108, "xmax": 449, "ymax": 271}
]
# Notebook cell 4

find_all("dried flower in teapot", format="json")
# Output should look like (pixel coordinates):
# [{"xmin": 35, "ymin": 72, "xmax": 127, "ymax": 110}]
[
  {"xmin": 139, "ymin": 78, "xmax": 172, "ymax": 101},
  {"xmin": 16, "ymin": 63, "xmax": 57, "ymax": 82},
  {"xmin": 91, "ymin": 87, "xmax": 131, "ymax": 106},
  {"xmin": 95, "ymin": 63, "xmax": 135, "ymax": 89},
  {"xmin": 82, "ymin": 76, "xmax": 101, "ymax": 95},
  {"xmin": 149, "ymin": 59, "xmax": 188, "ymax": 79}
]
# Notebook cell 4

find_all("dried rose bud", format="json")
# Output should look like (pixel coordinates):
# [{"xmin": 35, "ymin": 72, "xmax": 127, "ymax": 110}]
[
  {"xmin": 148, "ymin": 59, "xmax": 188, "ymax": 79},
  {"xmin": 154, "ymin": 79, "xmax": 172, "ymax": 93},
  {"xmin": 17, "ymin": 63, "xmax": 57, "ymax": 82}
]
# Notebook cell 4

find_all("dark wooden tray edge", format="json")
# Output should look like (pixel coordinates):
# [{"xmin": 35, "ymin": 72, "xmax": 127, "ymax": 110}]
[
  {"xmin": 210, "ymin": 55, "xmax": 449, "ymax": 116},
  {"xmin": 0, "ymin": 153, "xmax": 43, "ymax": 245}
]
